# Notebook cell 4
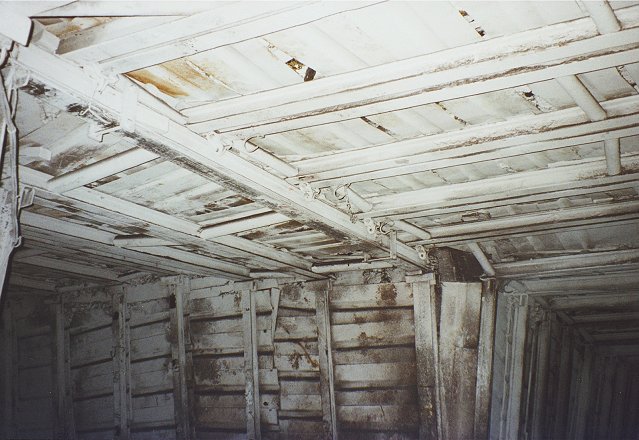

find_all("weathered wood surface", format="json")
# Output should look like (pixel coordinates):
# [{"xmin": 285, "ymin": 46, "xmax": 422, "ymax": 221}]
[
  {"xmin": 412, "ymin": 280, "xmax": 440, "ymax": 440},
  {"xmin": 438, "ymin": 282, "xmax": 482, "ymax": 440},
  {"xmin": 474, "ymin": 278, "xmax": 497, "ymax": 440},
  {"xmin": 242, "ymin": 289, "xmax": 262, "ymax": 440},
  {"xmin": 316, "ymin": 282, "xmax": 337, "ymax": 439}
]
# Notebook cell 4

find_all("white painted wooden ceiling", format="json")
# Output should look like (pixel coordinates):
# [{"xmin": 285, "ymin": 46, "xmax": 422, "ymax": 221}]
[{"xmin": 3, "ymin": 0, "xmax": 639, "ymax": 342}]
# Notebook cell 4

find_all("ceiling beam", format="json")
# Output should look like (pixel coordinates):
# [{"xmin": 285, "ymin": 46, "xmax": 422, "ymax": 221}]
[
  {"xmin": 14, "ymin": 44, "xmax": 425, "ymax": 268},
  {"xmin": 47, "ymin": 148, "xmax": 158, "ymax": 193},
  {"xmin": 411, "ymin": 200, "xmax": 639, "ymax": 245},
  {"xmin": 366, "ymin": 155, "xmax": 639, "ymax": 218},
  {"xmin": 185, "ymin": 5, "xmax": 639, "ymax": 136},
  {"xmin": 519, "ymin": 272, "xmax": 639, "ymax": 293},
  {"xmin": 495, "ymin": 248, "xmax": 639, "ymax": 277},
  {"xmin": 294, "ymin": 95, "xmax": 639, "ymax": 186}
]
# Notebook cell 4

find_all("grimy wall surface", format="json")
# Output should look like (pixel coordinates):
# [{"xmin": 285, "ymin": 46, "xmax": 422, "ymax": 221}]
[{"xmin": 1, "ymin": 268, "xmax": 498, "ymax": 440}]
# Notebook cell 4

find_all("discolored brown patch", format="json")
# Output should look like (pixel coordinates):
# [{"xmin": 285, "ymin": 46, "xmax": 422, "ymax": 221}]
[
  {"xmin": 377, "ymin": 284, "xmax": 398, "ymax": 306},
  {"xmin": 127, "ymin": 70, "xmax": 187, "ymax": 97}
]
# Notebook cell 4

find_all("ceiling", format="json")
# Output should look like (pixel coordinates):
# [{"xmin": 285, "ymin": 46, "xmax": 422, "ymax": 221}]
[{"xmin": 1, "ymin": 0, "xmax": 638, "ymax": 338}]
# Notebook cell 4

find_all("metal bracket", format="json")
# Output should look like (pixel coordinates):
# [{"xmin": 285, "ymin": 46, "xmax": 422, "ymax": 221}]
[
  {"xmin": 415, "ymin": 245, "xmax": 427, "ymax": 260},
  {"xmin": 120, "ymin": 81, "xmax": 139, "ymax": 132},
  {"xmin": 389, "ymin": 230, "xmax": 397, "ymax": 260},
  {"xmin": 18, "ymin": 186, "xmax": 34, "ymax": 210},
  {"xmin": 299, "ymin": 182, "xmax": 320, "ymax": 201},
  {"xmin": 207, "ymin": 133, "xmax": 234, "ymax": 154},
  {"xmin": 88, "ymin": 121, "xmax": 120, "ymax": 142}
]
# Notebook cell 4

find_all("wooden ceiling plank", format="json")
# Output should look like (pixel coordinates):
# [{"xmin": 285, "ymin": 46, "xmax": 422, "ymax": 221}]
[
  {"xmin": 58, "ymin": 2, "xmax": 382, "ymax": 74},
  {"xmin": 185, "ymin": 6, "xmax": 639, "ymax": 135},
  {"xmin": 20, "ymin": 167, "xmax": 317, "ymax": 276}
]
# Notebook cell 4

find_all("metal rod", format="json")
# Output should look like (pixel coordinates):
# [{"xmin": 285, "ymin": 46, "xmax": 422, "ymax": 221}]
[
  {"xmin": 604, "ymin": 138, "xmax": 622, "ymax": 175},
  {"xmin": 394, "ymin": 219, "xmax": 431, "ymax": 240},
  {"xmin": 556, "ymin": 75, "xmax": 607, "ymax": 121},
  {"xmin": 467, "ymin": 242, "xmax": 496, "ymax": 277}
]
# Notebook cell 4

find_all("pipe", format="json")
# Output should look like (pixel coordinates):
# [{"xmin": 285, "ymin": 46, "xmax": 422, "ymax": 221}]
[
  {"xmin": 604, "ymin": 138, "xmax": 622, "ymax": 175},
  {"xmin": 467, "ymin": 242, "xmax": 496, "ymax": 277},
  {"xmin": 311, "ymin": 261, "xmax": 394, "ymax": 274},
  {"xmin": 244, "ymin": 141, "xmax": 298, "ymax": 178},
  {"xmin": 393, "ymin": 219, "xmax": 431, "ymax": 240},
  {"xmin": 556, "ymin": 75, "xmax": 607, "ymax": 121},
  {"xmin": 346, "ymin": 187, "xmax": 373, "ymax": 212},
  {"xmin": 200, "ymin": 212, "xmax": 289, "ymax": 239},
  {"xmin": 581, "ymin": 1, "xmax": 621, "ymax": 34}
]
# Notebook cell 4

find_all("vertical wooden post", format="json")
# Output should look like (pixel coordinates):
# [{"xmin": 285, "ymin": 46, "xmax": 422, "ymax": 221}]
[
  {"xmin": 170, "ymin": 277, "xmax": 192, "ymax": 440},
  {"xmin": 499, "ymin": 294, "xmax": 528, "ymax": 440},
  {"xmin": 412, "ymin": 277, "xmax": 440, "ymax": 440},
  {"xmin": 438, "ymin": 282, "xmax": 482, "ymax": 440},
  {"xmin": 242, "ymin": 288, "xmax": 261, "ymax": 440},
  {"xmin": 572, "ymin": 347, "xmax": 594, "ymax": 440},
  {"xmin": 530, "ymin": 311, "xmax": 550, "ymax": 440},
  {"xmin": 474, "ymin": 278, "xmax": 497, "ymax": 440},
  {"xmin": 609, "ymin": 361, "xmax": 628, "ymax": 439},
  {"xmin": 112, "ymin": 287, "xmax": 130, "ymax": 440},
  {"xmin": 552, "ymin": 326, "xmax": 572, "ymax": 439},
  {"xmin": 2, "ymin": 302, "xmax": 14, "ymax": 439},
  {"xmin": 315, "ymin": 281, "xmax": 337, "ymax": 440},
  {"xmin": 54, "ymin": 299, "xmax": 69, "ymax": 438}
]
